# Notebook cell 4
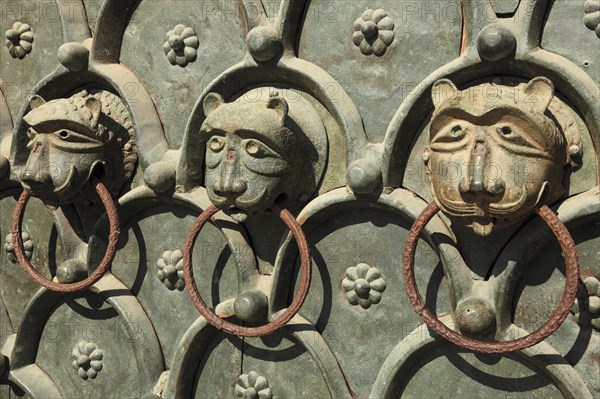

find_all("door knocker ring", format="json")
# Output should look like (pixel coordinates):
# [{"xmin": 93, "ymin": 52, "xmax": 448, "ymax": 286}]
[
  {"xmin": 11, "ymin": 178, "xmax": 120, "ymax": 293},
  {"xmin": 182, "ymin": 204, "xmax": 312, "ymax": 337},
  {"xmin": 403, "ymin": 202, "xmax": 579, "ymax": 353}
]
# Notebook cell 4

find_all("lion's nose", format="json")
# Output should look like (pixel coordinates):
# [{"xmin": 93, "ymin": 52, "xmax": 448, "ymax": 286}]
[
  {"xmin": 459, "ymin": 139, "xmax": 505, "ymax": 198},
  {"xmin": 470, "ymin": 141, "xmax": 487, "ymax": 192},
  {"xmin": 213, "ymin": 179, "xmax": 247, "ymax": 199},
  {"xmin": 20, "ymin": 141, "xmax": 52, "ymax": 186},
  {"xmin": 213, "ymin": 148, "xmax": 247, "ymax": 200}
]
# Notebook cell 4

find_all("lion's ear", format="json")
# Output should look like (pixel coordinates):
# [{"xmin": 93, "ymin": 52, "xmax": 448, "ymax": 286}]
[
  {"xmin": 203, "ymin": 92, "xmax": 225, "ymax": 116},
  {"xmin": 431, "ymin": 79, "xmax": 459, "ymax": 108},
  {"xmin": 267, "ymin": 96, "xmax": 288, "ymax": 124},
  {"xmin": 523, "ymin": 77, "xmax": 554, "ymax": 112},
  {"xmin": 84, "ymin": 96, "xmax": 102, "ymax": 128},
  {"xmin": 30, "ymin": 95, "xmax": 46, "ymax": 110}
]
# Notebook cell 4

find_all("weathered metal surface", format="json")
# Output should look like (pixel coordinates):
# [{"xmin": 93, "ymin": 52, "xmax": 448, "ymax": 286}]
[{"xmin": 0, "ymin": 1, "xmax": 598, "ymax": 398}]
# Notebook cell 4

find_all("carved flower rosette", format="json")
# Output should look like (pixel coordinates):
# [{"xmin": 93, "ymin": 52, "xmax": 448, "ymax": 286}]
[
  {"xmin": 156, "ymin": 250, "xmax": 185, "ymax": 291},
  {"xmin": 163, "ymin": 24, "xmax": 199, "ymax": 67},
  {"xmin": 5, "ymin": 232, "xmax": 33, "ymax": 263},
  {"xmin": 584, "ymin": 0, "xmax": 600, "ymax": 38},
  {"xmin": 235, "ymin": 371, "xmax": 272, "ymax": 399},
  {"xmin": 572, "ymin": 276, "xmax": 600, "ymax": 331},
  {"xmin": 5, "ymin": 21, "xmax": 33, "ymax": 59},
  {"xmin": 352, "ymin": 9, "xmax": 395, "ymax": 56},
  {"xmin": 342, "ymin": 263, "xmax": 386, "ymax": 309},
  {"xmin": 71, "ymin": 341, "xmax": 103, "ymax": 380}
]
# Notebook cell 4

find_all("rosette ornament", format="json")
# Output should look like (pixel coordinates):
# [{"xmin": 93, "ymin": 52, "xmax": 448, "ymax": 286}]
[
  {"xmin": 572, "ymin": 276, "xmax": 600, "ymax": 331},
  {"xmin": 71, "ymin": 341, "xmax": 103, "ymax": 380},
  {"xmin": 5, "ymin": 232, "xmax": 33, "ymax": 263},
  {"xmin": 156, "ymin": 250, "xmax": 185, "ymax": 291},
  {"xmin": 584, "ymin": 0, "xmax": 600, "ymax": 38},
  {"xmin": 5, "ymin": 21, "xmax": 33, "ymax": 59},
  {"xmin": 342, "ymin": 263, "xmax": 386, "ymax": 309},
  {"xmin": 352, "ymin": 9, "xmax": 395, "ymax": 56},
  {"xmin": 235, "ymin": 371, "xmax": 272, "ymax": 399},
  {"xmin": 163, "ymin": 24, "xmax": 199, "ymax": 67}
]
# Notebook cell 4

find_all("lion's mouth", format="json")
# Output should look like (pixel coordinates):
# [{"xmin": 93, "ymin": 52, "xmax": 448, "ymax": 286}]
[
  {"xmin": 468, "ymin": 215, "xmax": 495, "ymax": 236},
  {"xmin": 438, "ymin": 186, "xmax": 528, "ymax": 216},
  {"xmin": 52, "ymin": 166, "xmax": 77, "ymax": 196},
  {"xmin": 208, "ymin": 188, "xmax": 269, "ymax": 218},
  {"xmin": 487, "ymin": 186, "xmax": 528, "ymax": 216},
  {"xmin": 233, "ymin": 188, "xmax": 268, "ymax": 209},
  {"xmin": 437, "ymin": 186, "xmax": 529, "ymax": 236},
  {"xmin": 223, "ymin": 207, "xmax": 249, "ymax": 223},
  {"xmin": 21, "ymin": 166, "xmax": 77, "ymax": 202},
  {"xmin": 437, "ymin": 195, "xmax": 479, "ymax": 217}
]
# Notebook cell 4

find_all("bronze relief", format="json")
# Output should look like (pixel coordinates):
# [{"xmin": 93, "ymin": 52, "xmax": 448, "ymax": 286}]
[
  {"xmin": 423, "ymin": 77, "xmax": 581, "ymax": 235},
  {"xmin": 199, "ymin": 88, "xmax": 326, "ymax": 220},
  {"xmin": 18, "ymin": 89, "xmax": 136, "ymax": 205}
]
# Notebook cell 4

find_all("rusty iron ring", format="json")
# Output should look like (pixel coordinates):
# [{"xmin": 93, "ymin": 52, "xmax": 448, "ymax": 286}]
[
  {"xmin": 12, "ymin": 179, "xmax": 120, "ymax": 293},
  {"xmin": 183, "ymin": 204, "xmax": 312, "ymax": 337},
  {"xmin": 403, "ymin": 202, "xmax": 579, "ymax": 353}
]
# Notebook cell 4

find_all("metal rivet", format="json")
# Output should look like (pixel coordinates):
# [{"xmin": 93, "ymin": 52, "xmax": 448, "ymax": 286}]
[
  {"xmin": 347, "ymin": 159, "xmax": 382, "ymax": 194},
  {"xmin": 233, "ymin": 289, "xmax": 269, "ymax": 322},
  {"xmin": 246, "ymin": 26, "xmax": 282, "ymax": 62},
  {"xmin": 455, "ymin": 297, "xmax": 497, "ymax": 338},
  {"xmin": 476, "ymin": 23, "xmax": 516, "ymax": 61},
  {"xmin": 144, "ymin": 162, "xmax": 176, "ymax": 194},
  {"xmin": 57, "ymin": 42, "xmax": 89, "ymax": 72}
]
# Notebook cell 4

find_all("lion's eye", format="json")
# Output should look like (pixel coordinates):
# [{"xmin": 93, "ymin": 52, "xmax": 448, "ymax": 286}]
[
  {"xmin": 245, "ymin": 141, "xmax": 260, "ymax": 155},
  {"xmin": 240, "ymin": 138, "xmax": 289, "ymax": 175},
  {"xmin": 429, "ymin": 120, "xmax": 469, "ymax": 152},
  {"xmin": 496, "ymin": 125, "xmax": 526, "ymax": 144},
  {"xmin": 25, "ymin": 128, "xmax": 37, "ymax": 149},
  {"xmin": 53, "ymin": 129, "xmax": 99, "ymax": 144},
  {"xmin": 208, "ymin": 136, "xmax": 225, "ymax": 152},
  {"xmin": 498, "ymin": 126, "xmax": 513, "ymax": 136},
  {"xmin": 450, "ymin": 125, "xmax": 463, "ymax": 137},
  {"xmin": 244, "ymin": 139, "xmax": 276, "ymax": 158},
  {"xmin": 26, "ymin": 128, "xmax": 36, "ymax": 140}
]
